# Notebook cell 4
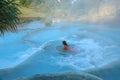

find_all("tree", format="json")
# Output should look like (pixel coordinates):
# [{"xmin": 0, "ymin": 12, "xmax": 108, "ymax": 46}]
[
  {"xmin": 0, "ymin": 0, "xmax": 21, "ymax": 35},
  {"xmin": 20, "ymin": 0, "xmax": 44, "ymax": 7},
  {"xmin": 20, "ymin": 0, "xmax": 33, "ymax": 7}
]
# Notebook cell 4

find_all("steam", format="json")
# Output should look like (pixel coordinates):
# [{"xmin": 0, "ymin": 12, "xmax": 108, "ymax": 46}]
[
  {"xmin": 30, "ymin": 0, "xmax": 120, "ymax": 24},
  {"xmin": 57, "ymin": 0, "xmax": 61, "ymax": 3}
]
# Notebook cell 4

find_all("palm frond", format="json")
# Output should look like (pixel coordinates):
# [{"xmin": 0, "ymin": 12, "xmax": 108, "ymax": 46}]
[{"xmin": 0, "ymin": 0, "xmax": 21, "ymax": 35}]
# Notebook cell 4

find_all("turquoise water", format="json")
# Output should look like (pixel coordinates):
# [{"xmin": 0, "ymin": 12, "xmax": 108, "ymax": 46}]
[{"xmin": 0, "ymin": 21, "xmax": 120, "ymax": 80}]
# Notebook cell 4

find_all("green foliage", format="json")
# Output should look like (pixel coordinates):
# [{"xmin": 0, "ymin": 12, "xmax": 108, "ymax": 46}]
[
  {"xmin": 0, "ymin": 0, "xmax": 21, "ymax": 35},
  {"xmin": 20, "ymin": 0, "xmax": 33, "ymax": 7},
  {"xmin": 20, "ymin": 0, "xmax": 44, "ymax": 7}
]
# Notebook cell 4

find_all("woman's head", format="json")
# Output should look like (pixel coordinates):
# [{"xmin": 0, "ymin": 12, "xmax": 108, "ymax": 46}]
[{"xmin": 62, "ymin": 40, "xmax": 68, "ymax": 46}]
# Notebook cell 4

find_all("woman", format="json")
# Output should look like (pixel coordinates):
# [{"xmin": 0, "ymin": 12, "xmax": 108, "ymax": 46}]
[{"xmin": 62, "ymin": 40, "xmax": 69, "ymax": 50}]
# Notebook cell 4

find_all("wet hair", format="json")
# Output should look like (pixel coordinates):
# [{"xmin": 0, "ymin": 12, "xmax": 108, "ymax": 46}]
[{"xmin": 62, "ymin": 40, "xmax": 68, "ymax": 46}]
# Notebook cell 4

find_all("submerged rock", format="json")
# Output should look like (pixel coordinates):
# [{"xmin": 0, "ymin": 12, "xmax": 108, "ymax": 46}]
[{"xmin": 17, "ymin": 72, "xmax": 102, "ymax": 80}]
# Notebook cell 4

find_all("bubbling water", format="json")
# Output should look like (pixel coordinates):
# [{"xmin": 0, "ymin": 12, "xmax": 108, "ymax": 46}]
[
  {"xmin": 0, "ymin": 21, "xmax": 120, "ymax": 71},
  {"xmin": 39, "ymin": 38, "xmax": 118, "ymax": 71}
]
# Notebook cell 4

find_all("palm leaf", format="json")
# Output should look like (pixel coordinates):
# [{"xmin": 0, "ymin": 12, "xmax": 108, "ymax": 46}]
[{"xmin": 0, "ymin": 0, "xmax": 21, "ymax": 35}]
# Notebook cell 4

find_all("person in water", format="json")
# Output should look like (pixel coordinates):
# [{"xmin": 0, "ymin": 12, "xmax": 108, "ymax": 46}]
[
  {"xmin": 62, "ymin": 40, "xmax": 69, "ymax": 50},
  {"xmin": 62, "ymin": 40, "xmax": 77, "ymax": 52}
]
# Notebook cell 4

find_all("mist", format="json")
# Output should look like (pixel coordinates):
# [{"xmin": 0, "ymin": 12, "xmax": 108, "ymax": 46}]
[{"xmin": 25, "ymin": 0, "xmax": 120, "ymax": 25}]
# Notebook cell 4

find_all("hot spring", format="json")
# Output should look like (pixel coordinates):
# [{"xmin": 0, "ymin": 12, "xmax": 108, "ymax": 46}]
[{"xmin": 0, "ymin": 21, "xmax": 120, "ymax": 80}]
